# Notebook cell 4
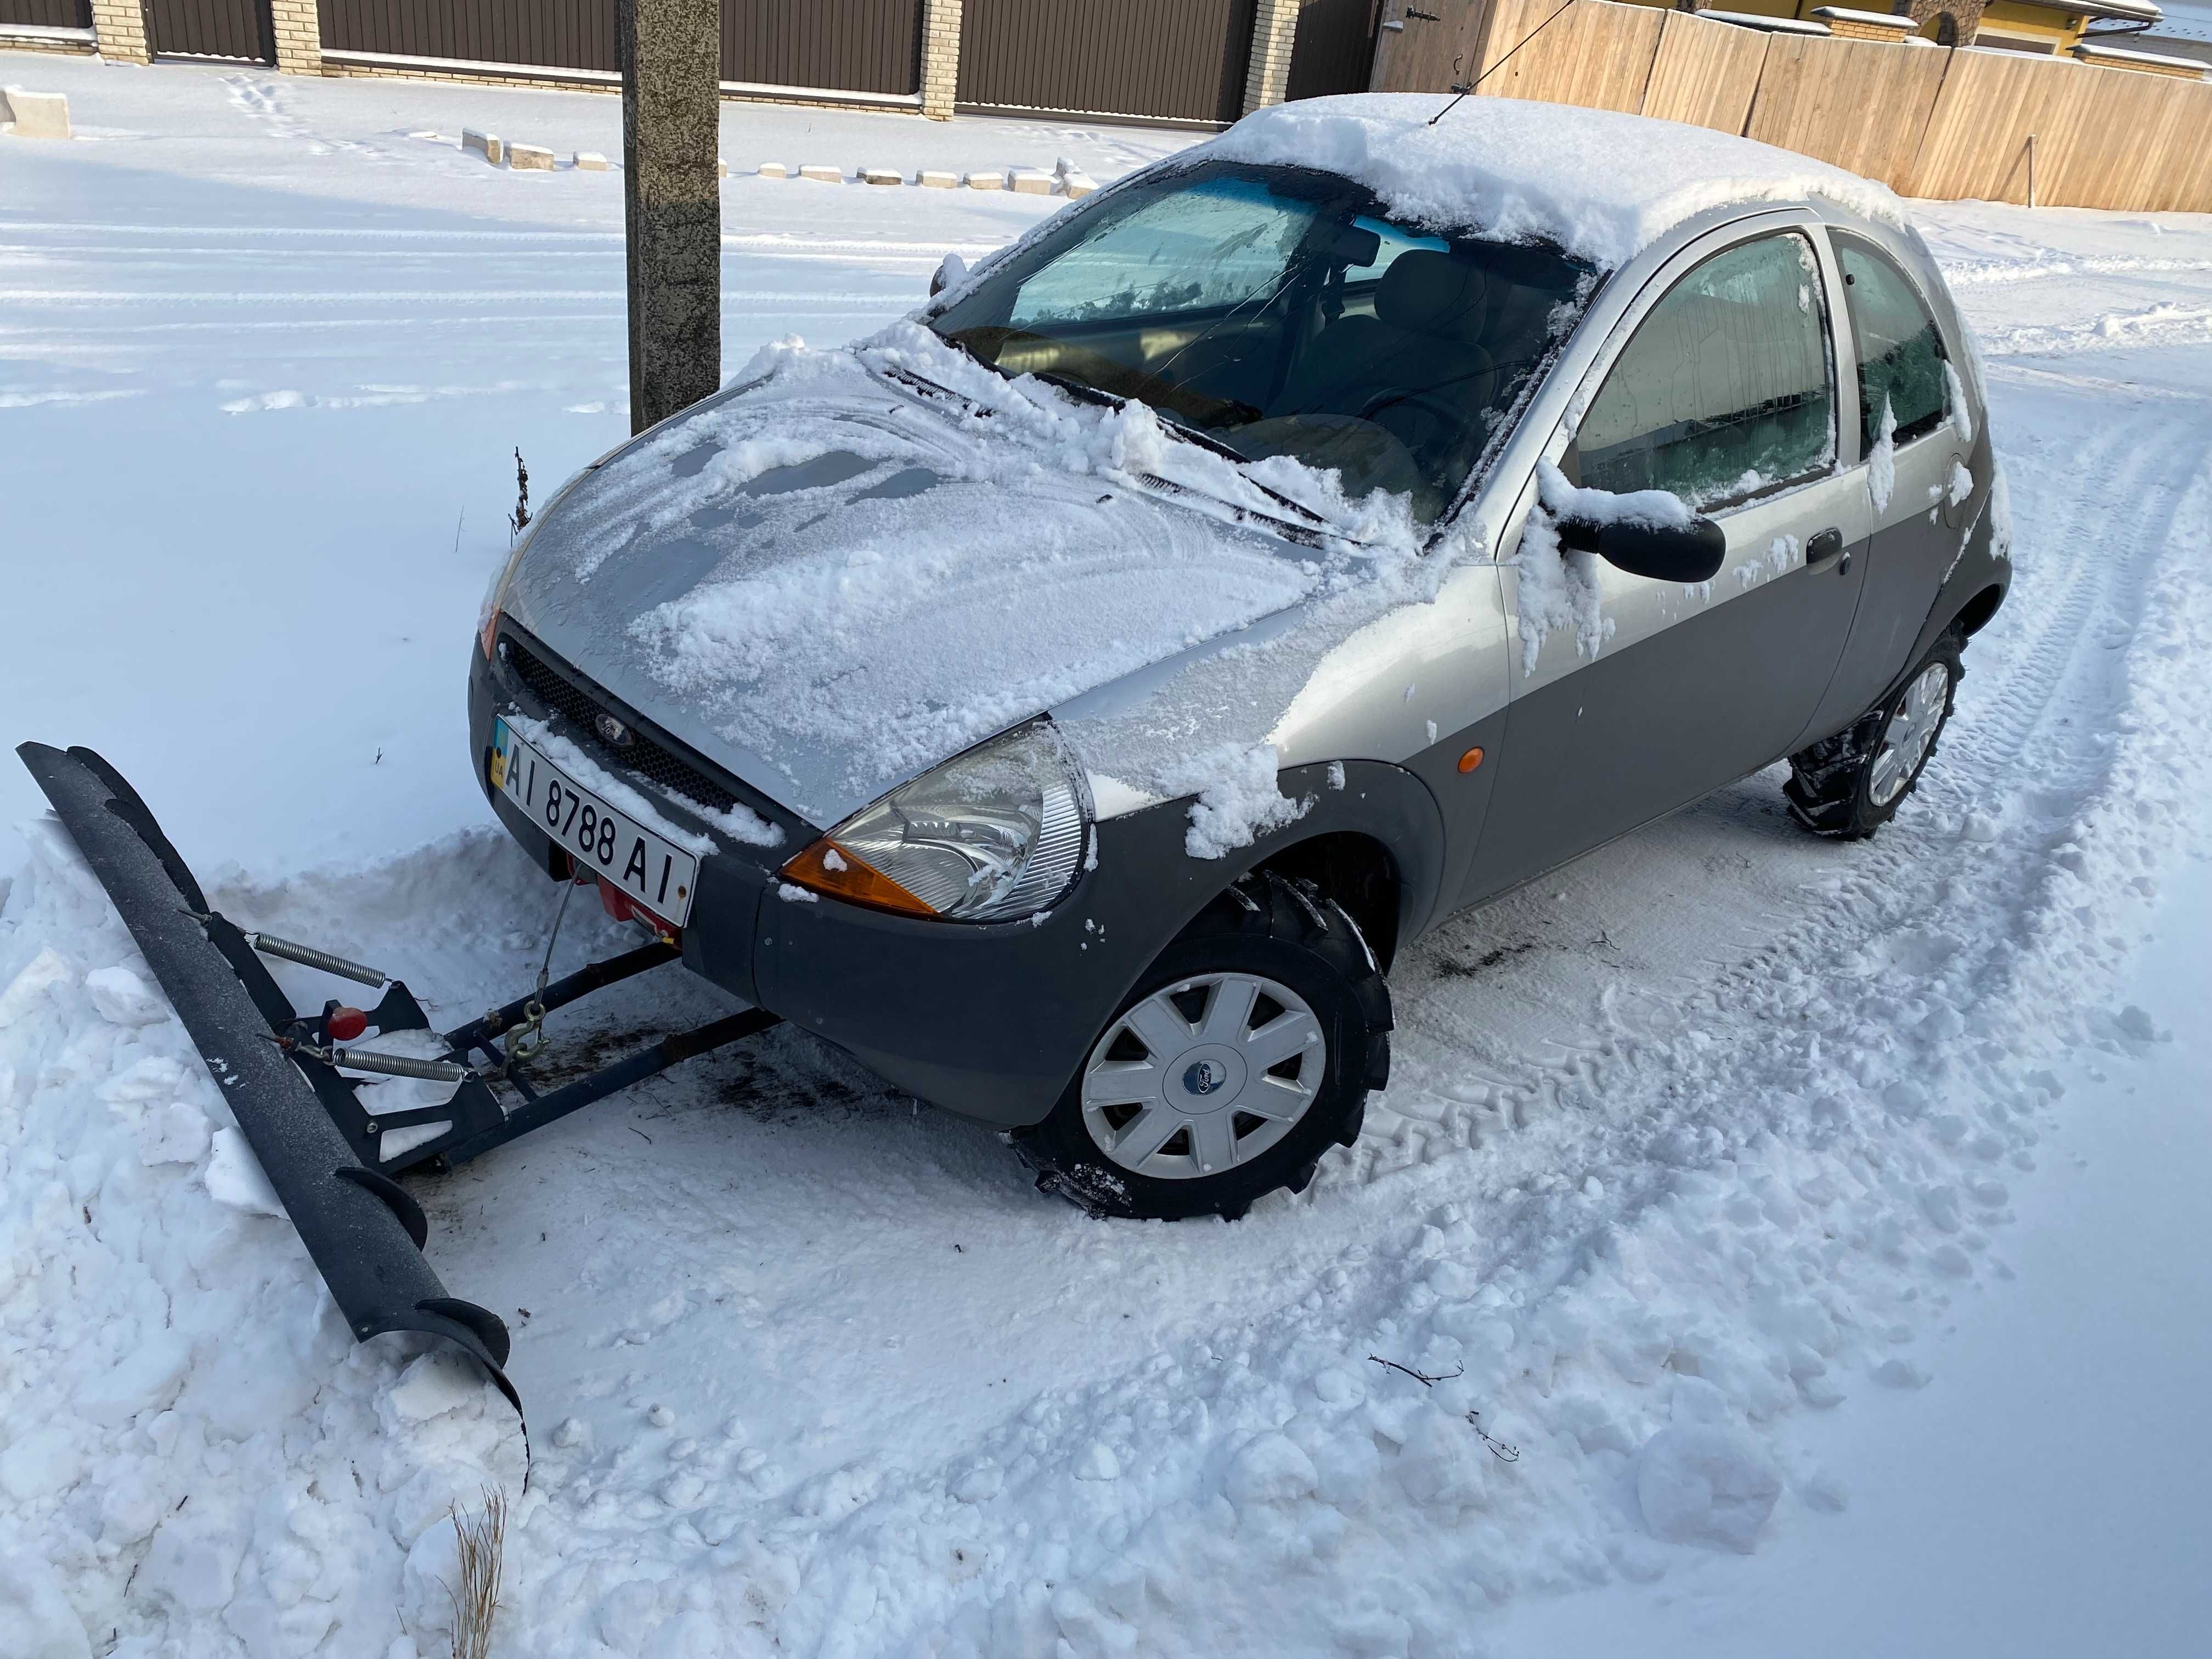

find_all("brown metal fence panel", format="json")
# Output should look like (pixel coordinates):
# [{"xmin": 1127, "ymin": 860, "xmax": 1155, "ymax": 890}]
[
  {"xmin": 322, "ymin": 1, "xmax": 916, "ymax": 93},
  {"xmin": 320, "ymin": 0, "xmax": 618, "ymax": 71},
  {"xmin": 722, "ymin": 0, "xmax": 920, "ymax": 94},
  {"xmin": 957, "ymin": 0, "xmax": 1260, "ymax": 123},
  {"xmin": 1746, "ymin": 33, "xmax": 1949, "ymax": 191},
  {"xmin": 1287, "ymin": 0, "xmax": 1380, "ymax": 101},
  {"xmin": 0, "ymin": 0, "xmax": 92, "ymax": 28},
  {"xmin": 1639, "ymin": 8, "xmax": 1767, "ymax": 134},
  {"xmin": 146, "ymin": 0, "xmax": 274, "ymax": 60}
]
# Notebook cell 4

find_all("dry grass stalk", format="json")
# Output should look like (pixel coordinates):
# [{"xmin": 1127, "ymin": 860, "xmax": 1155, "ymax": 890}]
[{"xmin": 445, "ymin": 1487, "xmax": 507, "ymax": 1659}]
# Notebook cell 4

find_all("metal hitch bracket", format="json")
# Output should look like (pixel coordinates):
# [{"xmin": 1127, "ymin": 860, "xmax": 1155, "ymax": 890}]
[{"xmin": 16, "ymin": 741, "xmax": 784, "ymax": 1428}]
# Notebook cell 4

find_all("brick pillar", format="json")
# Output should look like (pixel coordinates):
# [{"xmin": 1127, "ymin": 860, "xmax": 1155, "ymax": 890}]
[
  {"xmin": 88, "ymin": 0, "xmax": 150, "ymax": 64},
  {"xmin": 921, "ymin": 0, "xmax": 961, "ymax": 121},
  {"xmin": 1243, "ymin": 0, "xmax": 1301, "ymax": 115},
  {"xmin": 270, "ymin": 0, "xmax": 324, "ymax": 73}
]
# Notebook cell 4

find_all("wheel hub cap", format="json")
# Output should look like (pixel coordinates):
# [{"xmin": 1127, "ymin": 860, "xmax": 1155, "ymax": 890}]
[
  {"xmin": 1869, "ymin": 661, "xmax": 1951, "ymax": 808},
  {"xmin": 1079, "ymin": 972, "xmax": 1326, "ymax": 1180}
]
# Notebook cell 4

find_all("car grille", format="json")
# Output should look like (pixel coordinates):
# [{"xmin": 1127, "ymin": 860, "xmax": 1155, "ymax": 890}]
[{"xmin": 501, "ymin": 635, "xmax": 746, "ymax": 819}]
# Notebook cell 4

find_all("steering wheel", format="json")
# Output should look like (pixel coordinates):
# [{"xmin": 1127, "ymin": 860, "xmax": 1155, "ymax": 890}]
[
  {"xmin": 1357, "ymin": 386, "xmax": 1462, "ymax": 428},
  {"xmin": 1356, "ymin": 386, "xmax": 1465, "ymax": 459}
]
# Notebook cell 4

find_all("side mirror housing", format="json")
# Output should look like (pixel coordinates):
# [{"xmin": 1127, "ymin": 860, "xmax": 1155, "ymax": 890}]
[
  {"xmin": 929, "ymin": 251, "xmax": 968, "ymax": 300},
  {"xmin": 1554, "ymin": 510, "xmax": 1726, "ymax": 584}
]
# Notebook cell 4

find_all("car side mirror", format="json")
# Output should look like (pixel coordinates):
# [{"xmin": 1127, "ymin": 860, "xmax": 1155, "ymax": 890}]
[
  {"xmin": 1554, "ymin": 510, "xmax": 1726, "ymax": 584},
  {"xmin": 929, "ymin": 251, "xmax": 967, "ymax": 299}
]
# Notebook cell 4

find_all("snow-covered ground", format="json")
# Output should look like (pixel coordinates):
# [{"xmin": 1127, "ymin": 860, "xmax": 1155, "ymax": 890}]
[{"xmin": 4, "ymin": 56, "xmax": 2211, "ymax": 1658}]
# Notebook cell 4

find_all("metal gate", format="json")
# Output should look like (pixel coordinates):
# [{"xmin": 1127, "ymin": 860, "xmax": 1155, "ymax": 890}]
[
  {"xmin": 957, "ymin": 0, "xmax": 1260, "ymax": 125},
  {"xmin": 146, "ymin": 0, "xmax": 275, "ymax": 61},
  {"xmin": 0, "ymin": 0, "xmax": 92, "ymax": 30},
  {"xmin": 319, "ymin": 0, "xmax": 618, "ymax": 73},
  {"xmin": 724, "ymin": 0, "xmax": 919, "ymax": 94},
  {"xmin": 319, "ymin": 0, "xmax": 919, "ymax": 96},
  {"xmin": 1287, "ymin": 0, "xmax": 1382, "ymax": 101}
]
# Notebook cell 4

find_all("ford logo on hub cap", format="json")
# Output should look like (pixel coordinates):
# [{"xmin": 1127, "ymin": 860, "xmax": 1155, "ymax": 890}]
[{"xmin": 1182, "ymin": 1059, "xmax": 1225, "ymax": 1096}]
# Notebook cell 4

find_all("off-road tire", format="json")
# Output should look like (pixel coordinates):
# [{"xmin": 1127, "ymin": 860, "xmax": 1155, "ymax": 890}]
[
  {"xmin": 1017, "ymin": 871, "xmax": 1391, "ymax": 1221},
  {"xmin": 1786, "ymin": 631, "xmax": 1964, "ymax": 840}
]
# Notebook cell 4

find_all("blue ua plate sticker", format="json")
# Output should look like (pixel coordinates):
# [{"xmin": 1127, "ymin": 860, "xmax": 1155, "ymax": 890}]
[{"xmin": 491, "ymin": 718, "xmax": 701, "ymax": 925}]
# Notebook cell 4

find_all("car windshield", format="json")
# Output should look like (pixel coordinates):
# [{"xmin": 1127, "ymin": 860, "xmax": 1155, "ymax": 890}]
[{"xmin": 928, "ymin": 160, "xmax": 1598, "ymax": 524}]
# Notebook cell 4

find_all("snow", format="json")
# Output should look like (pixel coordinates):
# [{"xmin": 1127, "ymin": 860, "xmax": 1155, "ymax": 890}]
[
  {"xmin": 505, "ymin": 714, "xmax": 729, "ymax": 856},
  {"xmin": 1807, "ymin": 4, "xmax": 1914, "ymax": 22},
  {"xmin": 539, "ymin": 326, "xmax": 1392, "ymax": 822},
  {"xmin": 7, "ymin": 55, "xmax": 2212, "ymax": 1659},
  {"xmin": 201, "ymin": 1125, "xmax": 285, "ymax": 1216},
  {"xmin": 2070, "ymin": 41, "xmax": 2209, "ymax": 70},
  {"xmin": 1160, "ymin": 742, "xmax": 1314, "ymax": 859},
  {"xmin": 1514, "ymin": 459, "xmax": 1669, "ymax": 669},
  {"xmin": 1867, "ymin": 395, "xmax": 1898, "ymax": 511},
  {"xmin": 1942, "ymin": 360, "xmax": 1974, "ymax": 447},
  {"xmin": 1633, "ymin": 1424, "xmax": 1782, "ymax": 1554},
  {"xmin": 1207, "ymin": 95, "xmax": 1907, "ymax": 271}
]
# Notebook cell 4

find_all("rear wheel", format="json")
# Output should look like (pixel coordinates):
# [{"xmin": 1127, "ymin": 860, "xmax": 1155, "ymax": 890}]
[
  {"xmin": 1786, "ymin": 632, "xmax": 1963, "ymax": 839},
  {"xmin": 1018, "ymin": 872, "xmax": 1390, "ymax": 1221}
]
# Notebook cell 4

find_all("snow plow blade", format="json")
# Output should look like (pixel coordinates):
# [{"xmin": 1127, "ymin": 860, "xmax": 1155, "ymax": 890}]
[{"xmin": 18, "ymin": 742, "xmax": 521, "ymax": 1418}]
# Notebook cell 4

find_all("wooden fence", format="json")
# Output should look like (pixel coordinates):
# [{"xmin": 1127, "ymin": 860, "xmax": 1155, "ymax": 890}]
[{"xmin": 1391, "ymin": 0, "xmax": 2212, "ymax": 213}]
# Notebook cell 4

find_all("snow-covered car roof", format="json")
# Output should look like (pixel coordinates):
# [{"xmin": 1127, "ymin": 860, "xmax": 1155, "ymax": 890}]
[{"xmin": 1204, "ymin": 94, "xmax": 1908, "ymax": 272}]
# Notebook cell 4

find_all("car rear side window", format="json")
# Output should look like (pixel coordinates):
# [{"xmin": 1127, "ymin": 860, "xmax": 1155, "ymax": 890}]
[
  {"xmin": 1836, "ymin": 236, "xmax": 1949, "ymax": 453},
  {"xmin": 1574, "ymin": 232, "xmax": 1836, "ymax": 510}
]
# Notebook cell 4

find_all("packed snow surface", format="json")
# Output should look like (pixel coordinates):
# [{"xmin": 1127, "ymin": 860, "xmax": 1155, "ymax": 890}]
[
  {"xmin": 1207, "ymin": 95, "xmax": 1908, "ymax": 270},
  {"xmin": 6, "ymin": 55, "xmax": 2212, "ymax": 1659}
]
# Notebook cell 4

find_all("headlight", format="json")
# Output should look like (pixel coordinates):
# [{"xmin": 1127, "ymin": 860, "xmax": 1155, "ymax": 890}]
[{"xmin": 781, "ymin": 721, "xmax": 1092, "ymax": 922}]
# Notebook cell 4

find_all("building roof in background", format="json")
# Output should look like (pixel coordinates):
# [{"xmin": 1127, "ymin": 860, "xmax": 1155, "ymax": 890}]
[
  {"xmin": 2138, "ymin": 0, "xmax": 2212, "ymax": 37},
  {"xmin": 2002, "ymin": 0, "xmax": 2165, "ymax": 20}
]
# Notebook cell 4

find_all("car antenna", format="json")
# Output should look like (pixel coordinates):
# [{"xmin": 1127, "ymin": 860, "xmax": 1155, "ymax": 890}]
[{"xmin": 1429, "ymin": 0, "xmax": 1583, "ymax": 125}]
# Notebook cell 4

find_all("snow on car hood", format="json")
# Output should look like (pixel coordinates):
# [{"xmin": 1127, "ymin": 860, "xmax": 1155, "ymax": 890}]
[{"xmin": 503, "ymin": 329, "xmax": 1426, "ymax": 827}]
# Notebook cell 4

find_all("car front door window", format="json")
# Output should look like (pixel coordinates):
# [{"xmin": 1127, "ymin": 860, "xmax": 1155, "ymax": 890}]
[{"xmin": 1574, "ymin": 232, "xmax": 1836, "ymax": 509}]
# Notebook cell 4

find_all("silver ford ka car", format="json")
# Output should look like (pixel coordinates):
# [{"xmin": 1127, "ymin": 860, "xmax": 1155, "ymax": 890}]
[{"xmin": 470, "ymin": 98, "xmax": 2005, "ymax": 1222}]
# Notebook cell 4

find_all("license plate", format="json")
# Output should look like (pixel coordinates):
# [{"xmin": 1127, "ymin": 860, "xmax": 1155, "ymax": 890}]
[{"xmin": 490, "ymin": 719, "xmax": 700, "ymax": 926}]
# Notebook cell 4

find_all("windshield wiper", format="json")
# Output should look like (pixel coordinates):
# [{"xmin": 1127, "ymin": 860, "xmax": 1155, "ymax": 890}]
[
  {"xmin": 1031, "ymin": 369, "xmax": 1120, "ymax": 410},
  {"xmin": 1028, "ymin": 372, "xmax": 1330, "ymax": 528}
]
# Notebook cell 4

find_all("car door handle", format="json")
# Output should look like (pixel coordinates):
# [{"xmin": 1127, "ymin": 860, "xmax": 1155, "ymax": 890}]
[{"xmin": 1806, "ymin": 528, "xmax": 1848, "ymax": 573}]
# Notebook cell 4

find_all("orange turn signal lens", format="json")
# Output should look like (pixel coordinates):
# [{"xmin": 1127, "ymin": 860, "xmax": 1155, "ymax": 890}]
[
  {"xmin": 1458, "ymin": 746, "xmax": 1485, "ymax": 774},
  {"xmin": 780, "ymin": 838, "xmax": 937, "ymax": 918}
]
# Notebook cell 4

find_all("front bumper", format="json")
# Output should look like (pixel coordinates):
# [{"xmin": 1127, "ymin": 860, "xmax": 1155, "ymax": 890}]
[
  {"xmin": 470, "ymin": 628, "xmax": 1208, "ymax": 1127},
  {"xmin": 471, "ymin": 631, "xmax": 1436, "ymax": 1128}
]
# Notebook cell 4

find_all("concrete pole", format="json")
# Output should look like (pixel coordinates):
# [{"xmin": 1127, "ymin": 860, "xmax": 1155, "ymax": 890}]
[{"xmin": 620, "ymin": 0, "xmax": 723, "ymax": 435}]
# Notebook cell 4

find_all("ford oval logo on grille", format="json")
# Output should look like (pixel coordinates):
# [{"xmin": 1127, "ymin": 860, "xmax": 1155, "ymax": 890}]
[{"xmin": 594, "ymin": 712, "xmax": 633, "ymax": 748}]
